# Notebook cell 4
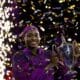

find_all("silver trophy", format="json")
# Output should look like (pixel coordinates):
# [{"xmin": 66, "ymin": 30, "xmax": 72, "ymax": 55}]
[
  {"xmin": 53, "ymin": 34, "xmax": 74, "ymax": 74},
  {"xmin": 61, "ymin": 43, "xmax": 73, "ymax": 71}
]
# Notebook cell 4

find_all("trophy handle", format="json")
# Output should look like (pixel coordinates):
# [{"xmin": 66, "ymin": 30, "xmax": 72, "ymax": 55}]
[{"xmin": 72, "ymin": 40, "xmax": 80, "ymax": 64}]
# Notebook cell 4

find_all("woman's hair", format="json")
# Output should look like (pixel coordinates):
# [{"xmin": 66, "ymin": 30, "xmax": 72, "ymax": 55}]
[{"xmin": 19, "ymin": 25, "xmax": 39, "ymax": 37}]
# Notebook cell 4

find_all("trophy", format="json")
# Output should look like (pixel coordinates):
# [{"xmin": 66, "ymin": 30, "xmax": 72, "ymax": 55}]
[{"xmin": 53, "ymin": 33, "xmax": 74, "ymax": 73}]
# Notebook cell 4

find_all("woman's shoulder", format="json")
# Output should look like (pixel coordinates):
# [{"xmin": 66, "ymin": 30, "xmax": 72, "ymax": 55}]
[
  {"xmin": 38, "ymin": 48, "xmax": 52, "ymax": 56},
  {"xmin": 13, "ymin": 48, "xmax": 29, "ymax": 57},
  {"xmin": 14, "ymin": 50, "xmax": 23, "ymax": 55},
  {"xmin": 12, "ymin": 48, "xmax": 31, "ymax": 60},
  {"xmin": 12, "ymin": 50, "xmax": 24, "ymax": 60}
]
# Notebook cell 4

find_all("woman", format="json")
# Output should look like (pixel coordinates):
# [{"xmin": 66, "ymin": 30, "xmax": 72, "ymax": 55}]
[{"xmin": 12, "ymin": 25, "xmax": 53, "ymax": 80}]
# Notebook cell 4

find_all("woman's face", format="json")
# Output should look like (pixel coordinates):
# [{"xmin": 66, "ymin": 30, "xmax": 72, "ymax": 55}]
[{"xmin": 24, "ymin": 29, "xmax": 41, "ymax": 48}]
